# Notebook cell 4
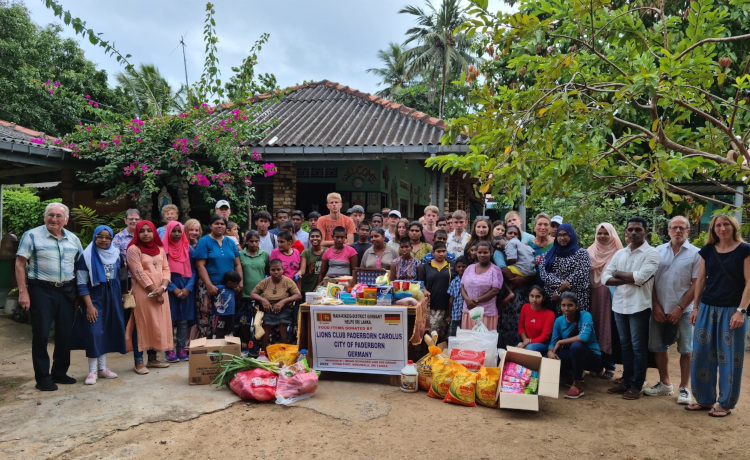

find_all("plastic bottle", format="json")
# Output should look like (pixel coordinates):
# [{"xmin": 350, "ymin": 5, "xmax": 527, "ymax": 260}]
[
  {"xmin": 400, "ymin": 360, "xmax": 418, "ymax": 392},
  {"xmin": 297, "ymin": 349, "xmax": 308, "ymax": 364},
  {"xmin": 258, "ymin": 351, "xmax": 269, "ymax": 362}
]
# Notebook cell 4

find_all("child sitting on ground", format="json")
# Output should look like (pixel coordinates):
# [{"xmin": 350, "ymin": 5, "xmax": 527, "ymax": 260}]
[
  {"xmin": 250, "ymin": 259, "xmax": 302, "ymax": 349},
  {"xmin": 213, "ymin": 270, "xmax": 242, "ymax": 339}
]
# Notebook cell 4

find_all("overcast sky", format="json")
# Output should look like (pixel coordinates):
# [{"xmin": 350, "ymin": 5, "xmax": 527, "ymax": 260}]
[{"xmin": 23, "ymin": 0, "xmax": 511, "ymax": 98}]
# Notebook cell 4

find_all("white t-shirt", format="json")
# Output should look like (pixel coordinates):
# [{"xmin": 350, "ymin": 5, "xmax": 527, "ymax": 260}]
[{"xmin": 258, "ymin": 233, "xmax": 277, "ymax": 254}]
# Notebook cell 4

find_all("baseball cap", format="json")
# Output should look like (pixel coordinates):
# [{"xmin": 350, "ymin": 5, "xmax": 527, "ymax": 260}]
[
  {"xmin": 349, "ymin": 205, "xmax": 364, "ymax": 214},
  {"xmin": 551, "ymin": 215, "xmax": 563, "ymax": 225},
  {"xmin": 388, "ymin": 210, "xmax": 401, "ymax": 218},
  {"xmin": 215, "ymin": 200, "xmax": 230, "ymax": 209}
]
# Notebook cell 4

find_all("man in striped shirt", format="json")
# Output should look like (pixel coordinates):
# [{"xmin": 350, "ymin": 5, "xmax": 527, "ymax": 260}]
[{"xmin": 15, "ymin": 203, "xmax": 83, "ymax": 391}]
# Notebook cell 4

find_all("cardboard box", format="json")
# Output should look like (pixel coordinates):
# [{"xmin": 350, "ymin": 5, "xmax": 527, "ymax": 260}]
[
  {"xmin": 188, "ymin": 337, "xmax": 242, "ymax": 385},
  {"xmin": 495, "ymin": 346, "xmax": 560, "ymax": 411}
]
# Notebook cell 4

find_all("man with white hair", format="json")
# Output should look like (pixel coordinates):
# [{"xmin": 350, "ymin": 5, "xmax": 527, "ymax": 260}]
[
  {"xmin": 644, "ymin": 216, "xmax": 700, "ymax": 404},
  {"xmin": 15, "ymin": 203, "xmax": 83, "ymax": 391}
]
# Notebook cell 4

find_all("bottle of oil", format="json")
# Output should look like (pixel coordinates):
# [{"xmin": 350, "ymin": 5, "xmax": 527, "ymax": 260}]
[{"xmin": 400, "ymin": 360, "xmax": 418, "ymax": 392}]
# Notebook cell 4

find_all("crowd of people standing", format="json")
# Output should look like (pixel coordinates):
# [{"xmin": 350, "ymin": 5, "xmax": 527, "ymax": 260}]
[{"xmin": 14, "ymin": 197, "xmax": 750, "ymax": 418}]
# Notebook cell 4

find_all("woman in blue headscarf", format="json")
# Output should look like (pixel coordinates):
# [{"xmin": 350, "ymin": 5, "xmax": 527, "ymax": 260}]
[
  {"xmin": 72, "ymin": 225, "xmax": 127, "ymax": 385},
  {"xmin": 539, "ymin": 223, "xmax": 592, "ymax": 316}
]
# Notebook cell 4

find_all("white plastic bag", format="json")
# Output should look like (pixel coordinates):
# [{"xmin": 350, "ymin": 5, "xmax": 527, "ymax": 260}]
[
  {"xmin": 449, "ymin": 328, "xmax": 499, "ymax": 368},
  {"xmin": 467, "ymin": 306, "xmax": 489, "ymax": 332}
]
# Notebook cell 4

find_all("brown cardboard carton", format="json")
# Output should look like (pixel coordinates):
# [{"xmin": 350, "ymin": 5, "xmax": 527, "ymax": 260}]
[
  {"xmin": 495, "ymin": 346, "xmax": 560, "ymax": 411},
  {"xmin": 188, "ymin": 336, "xmax": 242, "ymax": 385}
]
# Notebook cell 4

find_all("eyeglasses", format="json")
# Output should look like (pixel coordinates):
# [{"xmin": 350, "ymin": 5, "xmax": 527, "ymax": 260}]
[
  {"xmin": 96, "ymin": 235, "xmax": 113, "ymax": 240},
  {"xmin": 669, "ymin": 226, "xmax": 688, "ymax": 231},
  {"xmin": 557, "ymin": 232, "xmax": 570, "ymax": 238},
  {"xmin": 46, "ymin": 213, "xmax": 66, "ymax": 219}
]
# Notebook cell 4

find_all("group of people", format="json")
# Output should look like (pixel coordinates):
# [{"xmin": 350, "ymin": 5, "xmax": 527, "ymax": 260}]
[{"xmin": 14, "ymin": 197, "xmax": 750, "ymax": 419}]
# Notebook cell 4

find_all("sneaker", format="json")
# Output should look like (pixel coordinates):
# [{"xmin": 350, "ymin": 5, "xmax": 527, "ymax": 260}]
[
  {"xmin": 677, "ymin": 387, "xmax": 692, "ymax": 405},
  {"xmin": 644, "ymin": 381, "xmax": 674, "ymax": 396},
  {"xmin": 165, "ymin": 350, "xmax": 179, "ymax": 363},
  {"xmin": 564, "ymin": 385, "xmax": 584, "ymax": 399},
  {"xmin": 98, "ymin": 368, "xmax": 118, "ymax": 379},
  {"xmin": 52, "ymin": 374, "xmax": 77, "ymax": 385},
  {"xmin": 36, "ymin": 380, "xmax": 58, "ymax": 391},
  {"xmin": 179, "ymin": 348, "xmax": 189, "ymax": 361},
  {"xmin": 84, "ymin": 371, "xmax": 98, "ymax": 385},
  {"xmin": 622, "ymin": 388, "xmax": 643, "ymax": 400}
]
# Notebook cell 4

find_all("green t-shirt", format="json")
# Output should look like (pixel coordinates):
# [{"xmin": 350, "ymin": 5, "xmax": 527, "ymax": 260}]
[
  {"xmin": 239, "ymin": 248, "xmax": 269, "ymax": 298},
  {"xmin": 300, "ymin": 248, "xmax": 324, "ymax": 294}
]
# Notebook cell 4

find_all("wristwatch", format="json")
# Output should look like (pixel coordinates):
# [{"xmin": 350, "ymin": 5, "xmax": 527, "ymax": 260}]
[{"xmin": 737, "ymin": 308, "xmax": 748, "ymax": 315}]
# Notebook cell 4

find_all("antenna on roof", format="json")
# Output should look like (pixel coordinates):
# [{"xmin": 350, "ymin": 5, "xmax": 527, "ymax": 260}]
[{"xmin": 180, "ymin": 36, "xmax": 190, "ymax": 101}]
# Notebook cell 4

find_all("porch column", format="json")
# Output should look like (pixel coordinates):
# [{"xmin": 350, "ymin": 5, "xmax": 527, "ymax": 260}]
[
  {"xmin": 272, "ymin": 161, "xmax": 297, "ymax": 212},
  {"xmin": 60, "ymin": 168, "xmax": 74, "ymax": 211}
]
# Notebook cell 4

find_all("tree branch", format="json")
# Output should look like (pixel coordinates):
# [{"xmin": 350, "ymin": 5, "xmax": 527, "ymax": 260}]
[
  {"xmin": 667, "ymin": 183, "xmax": 740, "ymax": 208},
  {"xmin": 677, "ymin": 33, "xmax": 750, "ymax": 61},
  {"xmin": 548, "ymin": 33, "xmax": 628, "ymax": 77}
]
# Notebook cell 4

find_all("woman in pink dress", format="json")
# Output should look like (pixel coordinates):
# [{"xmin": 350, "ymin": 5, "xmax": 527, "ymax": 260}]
[
  {"xmin": 460, "ymin": 241, "xmax": 503, "ymax": 330},
  {"xmin": 125, "ymin": 221, "xmax": 174, "ymax": 374}
]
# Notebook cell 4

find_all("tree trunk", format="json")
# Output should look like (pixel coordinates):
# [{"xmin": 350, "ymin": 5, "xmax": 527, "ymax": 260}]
[
  {"xmin": 177, "ymin": 177, "xmax": 191, "ymax": 221},
  {"xmin": 439, "ymin": 62, "xmax": 447, "ymax": 119},
  {"xmin": 137, "ymin": 189, "xmax": 153, "ymax": 223}
]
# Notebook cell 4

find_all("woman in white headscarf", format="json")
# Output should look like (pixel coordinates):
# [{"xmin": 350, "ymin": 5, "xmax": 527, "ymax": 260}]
[
  {"xmin": 587, "ymin": 222, "xmax": 623, "ymax": 379},
  {"xmin": 72, "ymin": 225, "xmax": 127, "ymax": 385}
]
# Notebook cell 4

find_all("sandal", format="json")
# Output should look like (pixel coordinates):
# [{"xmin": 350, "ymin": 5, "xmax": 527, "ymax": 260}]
[
  {"xmin": 684, "ymin": 403, "xmax": 712, "ymax": 411},
  {"xmin": 708, "ymin": 407, "xmax": 732, "ymax": 418},
  {"xmin": 599, "ymin": 369, "xmax": 615, "ymax": 379}
]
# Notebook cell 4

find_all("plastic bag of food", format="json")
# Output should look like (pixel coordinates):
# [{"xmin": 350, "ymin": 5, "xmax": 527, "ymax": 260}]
[
  {"xmin": 229, "ymin": 368, "xmax": 277, "ymax": 401},
  {"xmin": 476, "ymin": 367, "xmax": 500, "ymax": 408},
  {"xmin": 500, "ymin": 381, "xmax": 525, "ymax": 394},
  {"xmin": 443, "ymin": 367, "xmax": 478, "ymax": 407},
  {"xmin": 427, "ymin": 359, "xmax": 465, "ymax": 399},
  {"xmin": 467, "ymin": 307, "xmax": 489, "ymax": 333},
  {"xmin": 415, "ymin": 346, "xmax": 445, "ymax": 391},
  {"xmin": 450, "ymin": 329, "xmax": 499, "ymax": 368},
  {"xmin": 449, "ymin": 348, "xmax": 485, "ymax": 372},
  {"xmin": 266, "ymin": 343, "xmax": 299, "ymax": 365},
  {"xmin": 275, "ymin": 360, "xmax": 319, "ymax": 405},
  {"xmin": 503, "ymin": 362, "xmax": 533, "ymax": 385},
  {"xmin": 525, "ymin": 376, "xmax": 539, "ymax": 394}
]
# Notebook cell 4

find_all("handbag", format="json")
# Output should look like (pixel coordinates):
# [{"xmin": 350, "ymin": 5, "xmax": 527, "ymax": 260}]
[{"xmin": 122, "ymin": 290, "xmax": 136, "ymax": 309}]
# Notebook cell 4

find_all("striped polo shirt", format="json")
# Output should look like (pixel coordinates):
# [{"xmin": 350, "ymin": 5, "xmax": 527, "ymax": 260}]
[{"xmin": 16, "ymin": 225, "xmax": 83, "ymax": 283}]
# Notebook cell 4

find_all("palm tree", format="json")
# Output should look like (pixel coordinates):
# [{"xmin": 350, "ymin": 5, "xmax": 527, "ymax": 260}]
[
  {"xmin": 115, "ymin": 64, "xmax": 187, "ymax": 117},
  {"xmin": 399, "ymin": 0, "xmax": 475, "ymax": 119},
  {"xmin": 367, "ymin": 42, "xmax": 412, "ymax": 98}
]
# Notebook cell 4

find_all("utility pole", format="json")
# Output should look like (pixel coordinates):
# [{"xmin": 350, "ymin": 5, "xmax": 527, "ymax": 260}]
[{"xmin": 180, "ymin": 36, "xmax": 190, "ymax": 101}]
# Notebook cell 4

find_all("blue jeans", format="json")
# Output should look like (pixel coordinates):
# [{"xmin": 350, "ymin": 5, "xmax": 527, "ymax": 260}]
[
  {"xmin": 175, "ymin": 319, "xmax": 188, "ymax": 350},
  {"xmin": 614, "ymin": 309, "xmax": 651, "ymax": 390},
  {"xmin": 556, "ymin": 341, "xmax": 602, "ymax": 381},
  {"xmin": 526, "ymin": 342, "xmax": 549, "ymax": 354},
  {"xmin": 125, "ymin": 309, "xmax": 155, "ymax": 364}
]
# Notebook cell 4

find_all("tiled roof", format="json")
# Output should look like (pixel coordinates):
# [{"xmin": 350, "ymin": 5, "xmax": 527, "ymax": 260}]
[
  {"xmin": 210, "ymin": 81, "xmax": 466, "ymax": 154},
  {"xmin": 0, "ymin": 120, "xmax": 65, "ymax": 152}
]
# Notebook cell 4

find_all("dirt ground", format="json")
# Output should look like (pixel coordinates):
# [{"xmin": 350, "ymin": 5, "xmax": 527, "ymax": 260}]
[{"xmin": 1, "ymin": 316, "xmax": 749, "ymax": 460}]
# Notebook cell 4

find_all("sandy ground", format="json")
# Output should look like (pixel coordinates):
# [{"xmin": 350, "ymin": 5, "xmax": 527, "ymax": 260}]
[{"xmin": 1, "ymin": 315, "xmax": 749, "ymax": 460}]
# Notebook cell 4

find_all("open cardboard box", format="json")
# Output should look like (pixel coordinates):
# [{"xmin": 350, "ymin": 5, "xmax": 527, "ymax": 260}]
[
  {"xmin": 495, "ymin": 346, "xmax": 560, "ymax": 411},
  {"xmin": 188, "ymin": 336, "xmax": 241, "ymax": 385}
]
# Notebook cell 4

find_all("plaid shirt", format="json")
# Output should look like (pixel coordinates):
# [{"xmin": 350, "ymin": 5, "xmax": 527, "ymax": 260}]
[
  {"xmin": 447, "ymin": 275, "xmax": 463, "ymax": 322},
  {"xmin": 112, "ymin": 228, "xmax": 134, "ymax": 264},
  {"xmin": 16, "ymin": 225, "xmax": 83, "ymax": 283}
]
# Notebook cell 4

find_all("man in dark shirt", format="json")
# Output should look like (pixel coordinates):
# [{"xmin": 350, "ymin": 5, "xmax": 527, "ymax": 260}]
[{"xmin": 349, "ymin": 221, "xmax": 372, "ymax": 266}]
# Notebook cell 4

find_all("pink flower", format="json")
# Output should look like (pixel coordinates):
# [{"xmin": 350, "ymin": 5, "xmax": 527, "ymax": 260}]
[
  {"xmin": 29, "ymin": 137, "xmax": 46, "ymax": 144},
  {"xmin": 85, "ymin": 94, "xmax": 91, "ymax": 99},
  {"xmin": 93, "ymin": 102, "xmax": 98, "ymax": 107},
  {"xmin": 137, "ymin": 138, "xmax": 142, "ymax": 143},
  {"xmin": 262, "ymin": 162, "xmax": 277, "ymax": 177}
]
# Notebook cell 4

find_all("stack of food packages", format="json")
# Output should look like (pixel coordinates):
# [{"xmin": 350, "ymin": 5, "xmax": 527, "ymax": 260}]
[
  {"xmin": 210, "ymin": 344, "xmax": 321, "ymax": 405},
  {"xmin": 414, "ymin": 308, "xmax": 538, "ymax": 408},
  {"xmin": 314, "ymin": 272, "xmax": 425, "ymax": 307}
]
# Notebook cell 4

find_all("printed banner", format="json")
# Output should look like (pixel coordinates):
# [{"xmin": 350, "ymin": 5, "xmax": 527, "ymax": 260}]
[{"xmin": 310, "ymin": 305, "xmax": 409, "ymax": 374}]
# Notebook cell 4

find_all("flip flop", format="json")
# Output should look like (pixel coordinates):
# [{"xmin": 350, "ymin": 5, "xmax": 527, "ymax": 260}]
[
  {"xmin": 684, "ymin": 403, "xmax": 712, "ymax": 411},
  {"xmin": 708, "ymin": 408, "xmax": 731, "ymax": 417}
]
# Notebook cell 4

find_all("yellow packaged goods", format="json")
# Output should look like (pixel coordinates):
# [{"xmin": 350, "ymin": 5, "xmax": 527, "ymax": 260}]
[
  {"xmin": 416, "ymin": 346, "xmax": 445, "ymax": 391},
  {"xmin": 443, "ymin": 368, "xmax": 478, "ymax": 407},
  {"xmin": 266, "ymin": 344, "xmax": 299, "ymax": 365},
  {"xmin": 409, "ymin": 282, "xmax": 424, "ymax": 301},
  {"xmin": 476, "ymin": 367, "xmax": 501, "ymax": 408},
  {"xmin": 427, "ymin": 358, "xmax": 465, "ymax": 399}
]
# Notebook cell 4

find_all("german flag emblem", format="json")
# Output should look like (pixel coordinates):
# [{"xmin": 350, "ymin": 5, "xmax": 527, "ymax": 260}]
[
  {"xmin": 384, "ymin": 314, "xmax": 400, "ymax": 324},
  {"xmin": 316, "ymin": 313, "xmax": 332, "ymax": 322}
]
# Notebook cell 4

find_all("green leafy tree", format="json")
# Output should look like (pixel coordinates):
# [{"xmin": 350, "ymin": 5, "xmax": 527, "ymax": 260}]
[
  {"xmin": 429, "ymin": 0, "xmax": 750, "ymax": 217},
  {"xmin": 367, "ymin": 42, "xmax": 412, "ymax": 98},
  {"xmin": 399, "ymin": 0, "xmax": 476, "ymax": 118},
  {"xmin": 0, "ymin": 2, "xmax": 132, "ymax": 136},
  {"xmin": 391, "ymin": 82, "xmax": 473, "ymax": 119},
  {"xmin": 115, "ymin": 63, "xmax": 187, "ymax": 117},
  {"xmin": 2, "ymin": 187, "xmax": 60, "ymax": 236}
]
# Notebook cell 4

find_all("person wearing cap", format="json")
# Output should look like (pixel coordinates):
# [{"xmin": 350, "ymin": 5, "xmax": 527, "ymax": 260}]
[
  {"xmin": 381, "ymin": 207, "xmax": 391, "ymax": 216},
  {"xmin": 269, "ymin": 209, "xmax": 290, "ymax": 236},
  {"xmin": 385, "ymin": 210, "xmax": 401, "ymax": 241},
  {"xmin": 348, "ymin": 205, "xmax": 365, "ymax": 234},
  {"xmin": 551, "ymin": 215, "xmax": 564, "ymax": 238},
  {"xmin": 215, "ymin": 200, "xmax": 231, "ymax": 220}
]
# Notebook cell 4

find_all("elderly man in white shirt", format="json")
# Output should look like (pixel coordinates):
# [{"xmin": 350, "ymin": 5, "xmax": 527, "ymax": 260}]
[
  {"xmin": 644, "ymin": 216, "xmax": 700, "ymax": 404},
  {"xmin": 601, "ymin": 217, "xmax": 660, "ymax": 401}
]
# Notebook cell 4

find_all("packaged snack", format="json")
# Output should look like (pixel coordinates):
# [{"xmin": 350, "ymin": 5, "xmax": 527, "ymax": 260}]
[
  {"xmin": 443, "ymin": 368, "xmax": 478, "ymax": 407},
  {"xmin": 526, "ymin": 376, "xmax": 539, "ymax": 394},
  {"xmin": 229, "ymin": 368, "xmax": 277, "ymax": 401},
  {"xmin": 416, "ymin": 346, "xmax": 446, "ymax": 391},
  {"xmin": 326, "ymin": 282, "xmax": 342, "ymax": 299},
  {"xmin": 376, "ymin": 285, "xmax": 393, "ymax": 305},
  {"xmin": 409, "ymin": 282, "xmax": 424, "ymax": 301},
  {"xmin": 449, "ymin": 348, "xmax": 486, "ymax": 373},
  {"xmin": 503, "ymin": 362, "xmax": 532, "ymax": 384},
  {"xmin": 266, "ymin": 343, "xmax": 299, "ymax": 366},
  {"xmin": 500, "ymin": 381, "xmax": 525, "ymax": 394},
  {"xmin": 476, "ymin": 367, "xmax": 501, "ymax": 408},
  {"xmin": 427, "ymin": 359, "xmax": 465, "ymax": 399}
]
